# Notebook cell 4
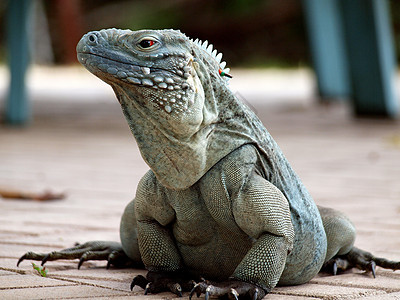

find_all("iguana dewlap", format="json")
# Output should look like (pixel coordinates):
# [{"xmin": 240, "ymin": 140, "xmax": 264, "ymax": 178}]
[{"xmin": 18, "ymin": 29, "xmax": 400, "ymax": 300}]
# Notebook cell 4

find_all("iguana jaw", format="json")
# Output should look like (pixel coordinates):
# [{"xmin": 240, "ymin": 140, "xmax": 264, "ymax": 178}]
[{"xmin": 76, "ymin": 50, "xmax": 192, "ymax": 92}]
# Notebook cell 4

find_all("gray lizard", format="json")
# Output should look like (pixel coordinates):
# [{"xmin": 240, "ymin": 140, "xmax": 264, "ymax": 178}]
[{"xmin": 18, "ymin": 29, "xmax": 400, "ymax": 299}]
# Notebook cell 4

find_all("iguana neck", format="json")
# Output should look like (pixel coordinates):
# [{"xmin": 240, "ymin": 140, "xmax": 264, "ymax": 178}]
[{"xmin": 111, "ymin": 64, "xmax": 249, "ymax": 190}]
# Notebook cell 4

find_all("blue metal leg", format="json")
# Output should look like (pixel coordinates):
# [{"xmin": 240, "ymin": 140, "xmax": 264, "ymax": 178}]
[
  {"xmin": 339, "ymin": 0, "xmax": 398, "ymax": 117},
  {"xmin": 303, "ymin": 0, "xmax": 398, "ymax": 117},
  {"xmin": 302, "ymin": 0, "xmax": 350, "ymax": 99},
  {"xmin": 5, "ymin": 0, "xmax": 32, "ymax": 125}
]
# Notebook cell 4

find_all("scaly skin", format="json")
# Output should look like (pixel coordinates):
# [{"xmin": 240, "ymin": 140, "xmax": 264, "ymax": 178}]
[{"xmin": 18, "ymin": 29, "xmax": 400, "ymax": 299}]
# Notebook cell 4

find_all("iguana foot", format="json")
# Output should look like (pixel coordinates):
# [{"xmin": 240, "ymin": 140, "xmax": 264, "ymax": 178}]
[
  {"xmin": 189, "ymin": 280, "xmax": 267, "ymax": 300},
  {"xmin": 17, "ymin": 241, "xmax": 137, "ymax": 269},
  {"xmin": 323, "ymin": 247, "xmax": 400, "ymax": 277},
  {"xmin": 131, "ymin": 271, "xmax": 196, "ymax": 297}
]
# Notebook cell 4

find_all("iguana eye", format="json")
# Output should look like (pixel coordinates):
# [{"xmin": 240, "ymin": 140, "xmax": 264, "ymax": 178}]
[{"xmin": 138, "ymin": 39, "xmax": 156, "ymax": 49}]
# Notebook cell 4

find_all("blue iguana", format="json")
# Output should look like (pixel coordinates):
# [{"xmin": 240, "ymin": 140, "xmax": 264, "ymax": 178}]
[{"xmin": 18, "ymin": 29, "xmax": 400, "ymax": 299}]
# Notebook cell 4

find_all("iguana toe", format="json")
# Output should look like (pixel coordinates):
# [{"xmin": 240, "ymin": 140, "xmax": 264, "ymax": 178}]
[
  {"xmin": 168, "ymin": 282, "xmax": 183, "ymax": 297},
  {"xmin": 142, "ymin": 280, "xmax": 183, "ymax": 297},
  {"xmin": 347, "ymin": 247, "xmax": 399, "ymax": 277},
  {"xmin": 17, "ymin": 251, "xmax": 45, "ymax": 267},
  {"xmin": 190, "ymin": 280, "xmax": 266, "ymax": 300},
  {"xmin": 107, "ymin": 250, "xmax": 126, "ymax": 269},
  {"xmin": 132, "ymin": 271, "xmax": 193, "ymax": 297},
  {"xmin": 17, "ymin": 241, "xmax": 132, "ymax": 269},
  {"xmin": 189, "ymin": 281, "xmax": 207, "ymax": 299},
  {"xmin": 323, "ymin": 257, "xmax": 351, "ymax": 275},
  {"xmin": 130, "ymin": 274, "xmax": 148, "ymax": 291},
  {"xmin": 42, "ymin": 252, "xmax": 52, "ymax": 266}
]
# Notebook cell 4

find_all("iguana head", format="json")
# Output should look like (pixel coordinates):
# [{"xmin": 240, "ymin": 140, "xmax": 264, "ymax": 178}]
[
  {"xmin": 77, "ymin": 28, "xmax": 249, "ymax": 189},
  {"xmin": 77, "ymin": 29, "xmax": 231, "ymax": 137}
]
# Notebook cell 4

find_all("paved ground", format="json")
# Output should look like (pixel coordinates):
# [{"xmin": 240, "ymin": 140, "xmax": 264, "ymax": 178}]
[{"xmin": 1, "ymin": 67, "xmax": 400, "ymax": 299}]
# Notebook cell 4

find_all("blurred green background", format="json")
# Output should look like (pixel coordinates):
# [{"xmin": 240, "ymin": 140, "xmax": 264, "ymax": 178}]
[{"xmin": 0, "ymin": 0, "xmax": 399, "ymax": 68}]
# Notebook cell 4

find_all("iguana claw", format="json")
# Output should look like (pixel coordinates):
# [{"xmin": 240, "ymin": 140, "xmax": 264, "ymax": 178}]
[
  {"xmin": 42, "ymin": 252, "xmax": 54, "ymax": 266},
  {"xmin": 144, "ymin": 282, "xmax": 151, "ymax": 295},
  {"xmin": 252, "ymin": 288, "xmax": 259, "ymax": 300},
  {"xmin": 204, "ymin": 289, "xmax": 210, "ymax": 300},
  {"xmin": 77, "ymin": 256, "xmax": 86, "ymax": 270},
  {"xmin": 228, "ymin": 288, "xmax": 240, "ymax": 300},
  {"xmin": 370, "ymin": 260, "xmax": 376, "ymax": 278},
  {"xmin": 106, "ymin": 258, "xmax": 112, "ymax": 270},
  {"xmin": 332, "ymin": 261, "xmax": 338, "ymax": 276}
]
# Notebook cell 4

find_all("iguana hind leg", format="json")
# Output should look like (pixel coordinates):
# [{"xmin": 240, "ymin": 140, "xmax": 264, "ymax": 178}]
[
  {"xmin": 323, "ymin": 247, "xmax": 400, "ymax": 277},
  {"xmin": 318, "ymin": 206, "xmax": 356, "ymax": 263},
  {"xmin": 318, "ymin": 206, "xmax": 400, "ymax": 276},
  {"xmin": 18, "ymin": 199, "xmax": 143, "ymax": 270}
]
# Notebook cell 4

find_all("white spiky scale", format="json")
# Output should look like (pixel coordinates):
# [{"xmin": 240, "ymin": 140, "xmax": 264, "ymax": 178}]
[
  {"xmin": 220, "ymin": 61, "xmax": 226, "ymax": 70},
  {"xmin": 207, "ymin": 44, "xmax": 213, "ymax": 54},
  {"xmin": 202, "ymin": 40, "xmax": 208, "ymax": 49},
  {"xmin": 215, "ymin": 53, "xmax": 223, "ymax": 63}
]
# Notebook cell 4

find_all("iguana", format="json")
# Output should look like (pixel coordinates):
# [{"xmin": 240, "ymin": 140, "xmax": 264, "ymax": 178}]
[{"xmin": 18, "ymin": 28, "xmax": 400, "ymax": 299}]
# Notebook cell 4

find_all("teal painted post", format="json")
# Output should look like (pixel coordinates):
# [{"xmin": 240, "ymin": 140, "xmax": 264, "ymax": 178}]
[
  {"xmin": 5, "ymin": 0, "xmax": 32, "ymax": 125},
  {"xmin": 302, "ymin": 0, "xmax": 350, "ymax": 100},
  {"xmin": 339, "ymin": 0, "xmax": 398, "ymax": 117}
]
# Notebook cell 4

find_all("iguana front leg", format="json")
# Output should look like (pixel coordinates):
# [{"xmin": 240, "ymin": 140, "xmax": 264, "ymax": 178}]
[
  {"xmin": 190, "ymin": 232, "xmax": 291, "ymax": 299},
  {"xmin": 189, "ymin": 233, "xmax": 289, "ymax": 300},
  {"xmin": 130, "ymin": 219, "xmax": 197, "ymax": 296},
  {"xmin": 193, "ymin": 170, "xmax": 295, "ymax": 299},
  {"xmin": 131, "ymin": 171, "xmax": 195, "ymax": 296}
]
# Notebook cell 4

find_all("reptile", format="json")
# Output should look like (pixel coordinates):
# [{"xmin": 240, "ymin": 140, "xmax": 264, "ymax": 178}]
[{"xmin": 18, "ymin": 28, "xmax": 400, "ymax": 299}]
